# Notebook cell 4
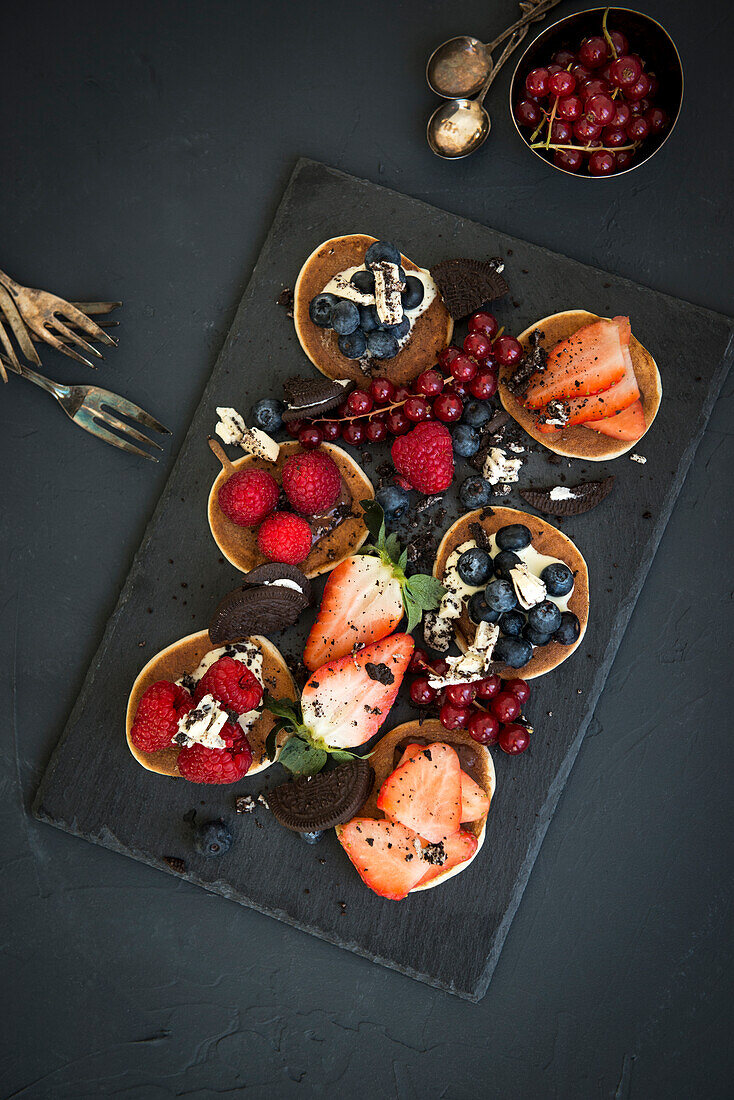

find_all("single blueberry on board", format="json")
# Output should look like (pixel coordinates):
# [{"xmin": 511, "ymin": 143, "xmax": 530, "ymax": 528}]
[
  {"xmin": 300, "ymin": 830, "xmax": 324, "ymax": 845},
  {"xmin": 251, "ymin": 398, "xmax": 284, "ymax": 433},
  {"xmin": 452, "ymin": 424, "xmax": 480, "ymax": 458},
  {"xmin": 462, "ymin": 400, "xmax": 492, "ymax": 428},
  {"xmin": 194, "ymin": 820, "xmax": 233, "ymax": 858},
  {"xmin": 376, "ymin": 484, "xmax": 411, "ymax": 521},
  {"xmin": 459, "ymin": 476, "xmax": 493, "ymax": 510}
]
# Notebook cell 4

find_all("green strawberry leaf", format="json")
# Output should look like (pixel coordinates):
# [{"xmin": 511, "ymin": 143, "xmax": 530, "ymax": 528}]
[
  {"xmin": 263, "ymin": 694, "xmax": 301, "ymax": 724},
  {"xmin": 328, "ymin": 749, "xmax": 360, "ymax": 763},
  {"xmin": 398, "ymin": 547, "xmax": 408, "ymax": 572},
  {"xmin": 360, "ymin": 499, "xmax": 385, "ymax": 544},
  {"xmin": 264, "ymin": 722, "xmax": 285, "ymax": 762},
  {"xmin": 404, "ymin": 574, "xmax": 446, "ymax": 609},
  {"xmin": 278, "ymin": 735, "xmax": 328, "ymax": 776}
]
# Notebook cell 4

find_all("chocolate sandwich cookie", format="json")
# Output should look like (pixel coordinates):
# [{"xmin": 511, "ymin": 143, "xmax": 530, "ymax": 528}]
[
  {"xmin": 268, "ymin": 759, "xmax": 375, "ymax": 832},
  {"xmin": 209, "ymin": 564, "xmax": 312, "ymax": 644},
  {"xmin": 281, "ymin": 376, "xmax": 355, "ymax": 423},
  {"xmin": 520, "ymin": 477, "xmax": 615, "ymax": 517},
  {"xmin": 429, "ymin": 257, "xmax": 508, "ymax": 320}
]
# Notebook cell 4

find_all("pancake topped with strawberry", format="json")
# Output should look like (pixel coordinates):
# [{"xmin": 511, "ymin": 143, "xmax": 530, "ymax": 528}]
[{"xmin": 498, "ymin": 310, "xmax": 661, "ymax": 460}]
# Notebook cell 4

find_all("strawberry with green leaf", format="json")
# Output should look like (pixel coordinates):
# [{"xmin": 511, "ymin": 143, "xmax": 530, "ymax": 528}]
[
  {"xmin": 265, "ymin": 632, "xmax": 414, "ymax": 776},
  {"xmin": 303, "ymin": 501, "xmax": 445, "ymax": 671}
]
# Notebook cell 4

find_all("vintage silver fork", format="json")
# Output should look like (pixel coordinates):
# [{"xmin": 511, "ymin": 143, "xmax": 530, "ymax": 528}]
[
  {"xmin": 0, "ymin": 269, "xmax": 118, "ymax": 368},
  {"xmin": 2, "ymin": 355, "xmax": 170, "ymax": 461}
]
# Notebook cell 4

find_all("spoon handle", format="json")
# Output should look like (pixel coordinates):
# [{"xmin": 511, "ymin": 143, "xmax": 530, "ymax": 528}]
[
  {"xmin": 484, "ymin": 0, "xmax": 561, "ymax": 55},
  {"xmin": 476, "ymin": 25, "xmax": 529, "ymax": 105}
]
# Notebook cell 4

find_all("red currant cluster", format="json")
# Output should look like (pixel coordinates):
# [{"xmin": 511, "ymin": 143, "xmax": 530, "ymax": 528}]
[
  {"xmin": 407, "ymin": 649, "xmax": 532, "ymax": 755},
  {"xmin": 515, "ymin": 16, "xmax": 668, "ymax": 176},
  {"xmin": 284, "ymin": 311, "xmax": 523, "ymax": 450}
]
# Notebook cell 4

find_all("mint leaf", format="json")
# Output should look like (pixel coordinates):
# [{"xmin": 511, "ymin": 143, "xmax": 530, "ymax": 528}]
[
  {"xmin": 263, "ymin": 694, "xmax": 301, "ymax": 724},
  {"xmin": 398, "ymin": 548, "xmax": 408, "ymax": 572},
  {"xmin": 278, "ymin": 736, "xmax": 328, "ymax": 777},
  {"xmin": 403, "ymin": 592, "xmax": 423, "ymax": 633},
  {"xmin": 404, "ymin": 574, "xmax": 445, "ymax": 609}
]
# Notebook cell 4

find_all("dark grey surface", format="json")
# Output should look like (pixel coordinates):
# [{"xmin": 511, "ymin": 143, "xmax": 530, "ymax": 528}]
[
  {"xmin": 32, "ymin": 156, "xmax": 733, "ymax": 1001},
  {"xmin": 2, "ymin": 0, "xmax": 733, "ymax": 1095}
]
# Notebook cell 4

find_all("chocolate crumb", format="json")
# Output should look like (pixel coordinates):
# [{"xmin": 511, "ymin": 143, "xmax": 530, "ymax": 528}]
[
  {"xmin": 163, "ymin": 856, "xmax": 186, "ymax": 874},
  {"xmin": 276, "ymin": 287, "xmax": 294, "ymax": 315},
  {"xmin": 365, "ymin": 662, "xmax": 395, "ymax": 685}
]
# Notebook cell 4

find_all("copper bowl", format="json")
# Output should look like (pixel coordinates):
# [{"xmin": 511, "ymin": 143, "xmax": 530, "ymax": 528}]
[{"xmin": 509, "ymin": 6, "xmax": 683, "ymax": 177}]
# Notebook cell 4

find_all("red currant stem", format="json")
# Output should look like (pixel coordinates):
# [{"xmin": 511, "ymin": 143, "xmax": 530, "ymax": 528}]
[
  {"xmin": 529, "ymin": 109, "xmax": 549, "ymax": 144},
  {"xmin": 495, "ymin": 326, "xmax": 504, "ymax": 340},
  {"xmin": 530, "ymin": 141, "xmax": 638, "ymax": 152},
  {"xmin": 601, "ymin": 7, "xmax": 618, "ymax": 60},
  {"xmin": 312, "ymin": 371, "xmax": 462, "ymax": 426},
  {"xmin": 545, "ymin": 96, "xmax": 559, "ymax": 150}
]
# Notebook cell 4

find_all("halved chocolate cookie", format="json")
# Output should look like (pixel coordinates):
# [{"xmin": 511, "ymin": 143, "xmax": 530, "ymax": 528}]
[
  {"xmin": 268, "ymin": 759, "xmax": 375, "ymax": 831},
  {"xmin": 209, "ymin": 565, "xmax": 312, "ymax": 644}
]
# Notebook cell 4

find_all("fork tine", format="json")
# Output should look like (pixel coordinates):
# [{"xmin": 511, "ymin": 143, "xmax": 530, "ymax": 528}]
[
  {"xmin": 97, "ymin": 392, "xmax": 170, "ymax": 434},
  {"xmin": 50, "ymin": 317, "xmax": 104, "ymax": 359},
  {"xmin": 74, "ymin": 407, "xmax": 159, "ymax": 461},
  {"xmin": 92, "ymin": 407, "xmax": 163, "ymax": 451},
  {"xmin": 70, "ymin": 301, "xmax": 122, "ymax": 316},
  {"xmin": 0, "ymin": 285, "xmax": 41, "ymax": 365},
  {"xmin": 58, "ymin": 302, "xmax": 117, "ymax": 346},
  {"xmin": 41, "ymin": 327, "xmax": 96, "ymax": 368}
]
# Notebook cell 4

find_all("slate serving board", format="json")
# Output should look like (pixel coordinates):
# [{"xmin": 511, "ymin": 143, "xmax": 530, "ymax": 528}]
[{"xmin": 33, "ymin": 159, "xmax": 733, "ymax": 1001}]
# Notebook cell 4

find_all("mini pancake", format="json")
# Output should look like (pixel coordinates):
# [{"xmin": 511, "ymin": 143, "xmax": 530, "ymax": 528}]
[
  {"xmin": 293, "ymin": 234, "xmax": 454, "ymax": 386},
  {"xmin": 351, "ymin": 719, "xmax": 495, "ymax": 892},
  {"xmin": 498, "ymin": 310, "xmax": 662, "ymax": 460},
  {"xmin": 208, "ymin": 441, "xmax": 374, "ymax": 579},
  {"xmin": 125, "ymin": 630, "xmax": 296, "ymax": 777},
  {"xmin": 433, "ymin": 506, "xmax": 589, "ymax": 679}
]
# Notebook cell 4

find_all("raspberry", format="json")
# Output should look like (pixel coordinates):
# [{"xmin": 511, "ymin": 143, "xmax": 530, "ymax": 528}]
[
  {"xmin": 194, "ymin": 656, "xmax": 263, "ymax": 714},
  {"xmin": 257, "ymin": 511, "xmax": 312, "ymax": 564},
  {"xmin": 281, "ymin": 451, "xmax": 341, "ymax": 515},
  {"xmin": 391, "ymin": 422, "xmax": 454, "ymax": 494},
  {"xmin": 130, "ymin": 680, "xmax": 193, "ymax": 753},
  {"xmin": 178, "ymin": 738, "xmax": 253, "ymax": 784},
  {"xmin": 218, "ymin": 468, "xmax": 279, "ymax": 527}
]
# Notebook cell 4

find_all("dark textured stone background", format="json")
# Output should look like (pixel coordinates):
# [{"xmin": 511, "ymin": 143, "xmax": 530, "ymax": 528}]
[{"xmin": 1, "ymin": 0, "xmax": 731, "ymax": 1096}]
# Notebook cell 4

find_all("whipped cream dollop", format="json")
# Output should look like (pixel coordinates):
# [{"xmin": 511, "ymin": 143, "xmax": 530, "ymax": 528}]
[
  {"xmin": 321, "ymin": 263, "xmax": 438, "ymax": 356},
  {"xmin": 549, "ymin": 486, "xmax": 576, "ymax": 500}
]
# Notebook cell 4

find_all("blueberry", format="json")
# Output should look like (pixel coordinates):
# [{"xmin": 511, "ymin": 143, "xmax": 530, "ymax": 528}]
[
  {"xmin": 457, "ymin": 547, "xmax": 493, "ymax": 586},
  {"xmin": 493, "ymin": 549, "xmax": 521, "ymax": 581},
  {"xmin": 554, "ymin": 611, "xmax": 581, "ymax": 646},
  {"xmin": 401, "ymin": 275, "xmax": 424, "ymax": 309},
  {"xmin": 365, "ymin": 240, "xmax": 401, "ymax": 267},
  {"xmin": 495, "ymin": 524, "xmax": 532, "ymax": 551},
  {"xmin": 194, "ymin": 820, "xmax": 233, "ymax": 857},
  {"xmin": 468, "ymin": 592, "xmax": 500, "ymax": 624},
  {"xmin": 309, "ymin": 292, "xmax": 339, "ymax": 328},
  {"xmin": 366, "ymin": 330, "xmax": 399, "ymax": 360},
  {"xmin": 541, "ymin": 561, "xmax": 574, "ymax": 597},
  {"xmin": 484, "ymin": 578, "xmax": 518, "ymax": 612},
  {"xmin": 452, "ymin": 424, "xmax": 480, "ymax": 458},
  {"xmin": 389, "ymin": 316, "xmax": 411, "ymax": 340},
  {"xmin": 376, "ymin": 484, "xmax": 411, "ymax": 521},
  {"xmin": 459, "ymin": 476, "xmax": 493, "ymax": 510},
  {"xmin": 251, "ymin": 398, "xmax": 284, "ymax": 433},
  {"xmin": 359, "ymin": 304, "xmax": 381, "ymax": 333},
  {"xmin": 523, "ymin": 622, "xmax": 553, "ymax": 647},
  {"xmin": 527, "ymin": 600, "xmax": 562, "ymax": 635},
  {"xmin": 331, "ymin": 299, "xmax": 361, "ymax": 335},
  {"xmin": 493, "ymin": 634, "xmax": 533, "ymax": 669},
  {"xmin": 499, "ymin": 609, "xmax": 525, "ymax": 637},
  {"xmin": 300, "ymin": 830, "xmax": 324, "ymax": 844},
  {"xmin": 350, "ymin": 269, "xmax": 375, "ymax": 294},
  {"xmin": 338, "ymin": 329, "xmax": 367, "ymax": 359},
  {"xmin": 462, "ymin": 400, "xmax": 492, "ymax": 428}
]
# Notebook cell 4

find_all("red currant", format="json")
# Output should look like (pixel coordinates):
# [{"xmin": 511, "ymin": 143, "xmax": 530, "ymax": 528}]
[
  {"xmin": 492, "ymin": 335, "xmax": 522, "ymax": 367},
  {"xmin": 430, "ymin": 658, "xmax": 449, "ymax": 676},
  {"xmin": 609, "ymin": 30, "xmax": 629, "ymax": 55},
  {"xmin": 445, "ymin": 683, "xmax": 476, "ymax": 707},
  {"xmin": 552, "ymin": 48, "xmax": 576, "ymax": 68},
  {"xmin": 610, "ymin": 54, "xmax": 641, "ymax": 89},
  {"xmin": 410, "ymin": 676, "xmax": 436, "ymax": 706},
  {"xmin": 574, "ymin": 117, "xmax": 603, "ymax": 143},
  {"xmin": 628, "ymin": 97, "xmax": 650, "ymax": 117},
  {"xmin": 581, "ymin": 77, "xmax": 610, "ymax": 101},
  {"xmin": 585, "ymin": 93, "xmax": 615, "ymax": 126},
  {"xmin": 588, "ymin": 149, "xmax": 616, "ymax": 176},
  {"xmin": 570, "ymin": 63, "xmax": 592, "ymax": 85},
  {"xmin": 626, "ymin": 115, "xmax": 650, "ymax": 142},
  {"xmin": 554, "ymin": 149, "xmax": 583, "ymax": 173},
  {"xmin": 503, "ymin": 678, "xmax": 530, "ymax": 704},
  {"xmin": 385, "ymin": 409, "xmax": 411, "ymax": 435},
  {"xmin": 557, "ymin": 95, "xmax": 583, "ymax": 121},
  {"xmin": 321, "ymin": 420, "xmax": 341, "ymax": 441},
  {"xmin": 475, "ymin": 675, "xmax": 501, "ymax": 701},
  {"xmin": 468, "ymin": 711, "xmax": 500, "ymax": 745},
  {"xmin": 498, "ymin": 723, "xmax": 530, "ymax": 755},
  {"xmin": 624, "ymin": 73, "xmax": 651, "ymax": 102},
  {"xmin": 550, "ymin": 119, "xmax": 573, "ymax": 144},
  {"xmin": 298, "ymin": 426, "xmax": 323, "ymax": 449},
  {"xmin": 463, "ymin": 332, "xmax": 493, "ymax": 361},
  {"xmin": 439, "ymin": 702, "xmax": 471, "ymax": 730},
  {"xmin": 437, "ymin": 345, "xmax": 461, "ymax": 371},
  {"xmin": 370, "ymin": 377, "xmax": 395, "ymax": 405},
  {"xmin": 366, "ymin": 418, "xmax": 387, "ymax": 443},
  {"xmin": 468, "ymin": 311, "xmax": 499, "ymax": 339},
  {"xmin": 393, "ymin": 385, "xmax": 411, "ymax": 403},
  {"xmin": 446, "ymin": 380, "xmax": 470, "ymax": 400},
  {"xmin": 525, "ymin": 67, "xmax": 550, "ymax": 98},
  {"xmin": 645, "ymin": 72, "xmax": 659, "ymax": 98},
  {"xmin": 347, "ymin": 389, "xmax": 372, "ymax": 416},
  {"xmin": 615, "ymin": 149, "xmax": 635, "ymax": 170},
  {"xmin": 409, "ymin": 647, "xmax": 429, "ymax": 674},
  {"xmin": 404, "ymin": 396, "xmax": 431, "ymax": 423},
  {"xmin": 548, "ymin": 69, "xmax": 576, "ymax": 97},
  {"xmin": 645, "ymin": 106, "xmax": 667, "ymax": 135},
  {"xmin": 515, "ymin": 99, "xmax": 541, "ymax": 128},
  {"xmin": 578, "ymin": 36, "xmax": 608, "ymax": 70},
  {"xmin": 490, "ymin": 691, "xmax": 521, "ymax": 723},
  {"xmin": 609, "ymin": 101, "xmax": 631, "ymax": 129},
  {"xmin": 468, "ymin": 369, "xmax": 498, "ymax": 400},
  {"xmin": 450, "ymin": 353, "xmax": 478, "ymax": 382},
  {"xmin": 342, "ymin": 420, "xmax": 366, "ymax": 445},
  {"xmin": 285, "ymin": 418, "xmax": 304, "ymax": 437},
  {"xmin": 433, "ymin": 392, "xmax": 463, "ymax": 422},
  {"xmin": 602, "ymin": 126, "xmax": 627, "ymax": 147},
  {"xmin": 414, "ymin": 369, "xmax": 444, "ymax": 398}
]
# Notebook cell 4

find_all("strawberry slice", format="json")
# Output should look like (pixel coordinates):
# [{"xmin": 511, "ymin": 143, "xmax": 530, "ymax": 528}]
[
  {"xmin": 460, "ymin": 772, "xmax": 490, "ymax": 822},
  {"xmin": 304, "ymin": 556, "xmax": 404, "ymax": 671},
  {"xmin": 414, "ymin": 829, "xmax": 478, "ymax": 888},
  {"xmin": 554, "ymin": 345, "xmax": 640, "ymax": 426},
  {"xmin": 524, "ymin": 317, "xmax": 630, "ymax": 407},
  {"xmin": 377, "ymin": 742, "xmax": 461, "ymax": 843},
  {"xmin": 300, "ymin": 633, "xmax": 414, "ymax": 749},
  {"xmin": 336, "ymin": 818, "xmax": 427, "ymax": 899},
  {"xmin": 583, "ymin": 398, "xmax": 646, "ymax": 440}
]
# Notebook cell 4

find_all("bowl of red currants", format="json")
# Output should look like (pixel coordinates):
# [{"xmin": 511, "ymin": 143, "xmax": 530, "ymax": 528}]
[{"xmin": 510, "ymin": 6, "xmax": 683, "ymax": 177}]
